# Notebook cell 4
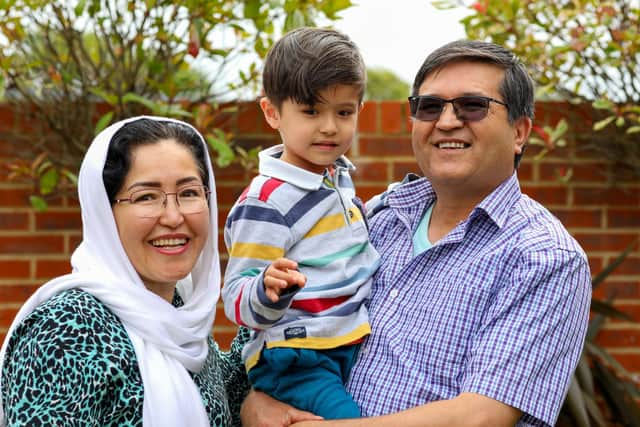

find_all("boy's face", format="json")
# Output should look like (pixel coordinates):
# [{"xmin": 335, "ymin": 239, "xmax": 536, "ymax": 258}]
[{"xmin": 260, "ymin": 84, "xmax": 362, "ymax": 174}]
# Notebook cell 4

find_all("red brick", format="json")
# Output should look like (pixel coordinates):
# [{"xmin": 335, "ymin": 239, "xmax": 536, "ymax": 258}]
[
  {"xmin": 355, "ymin": 184, "xmax": 387, "ymax": 203},
  {"xmin": 360, "ymin": 137, "xmax": 413, "ymax": 157},
  {"xmin": 608, "ymin": 209, "xmax": 640, "ymax": 228},
  {"xmin": 214, "ymin": 306, "xmax": 236, "ymax": 329},
  {"xmin": 0, "ymin": 235, "xmax": 64, "ymax": 254},
  {"xmin": 358, "ymin": 102, "xmax": 378, "ymax": 133},
  {"xmin": 35, "ymin": 211, "xmax": 82, "ymax": 230},
  {"xmin": 593, "ymin": 281, "xmax": 640, "ymax": 300},
  {"xmin": 609, "ymin": 257, "xmax": 640, "ymax": 276},
  {"xmin": 214, "ymin": 163, "xmax": 253, "ymax": 182},
  {"xmin": 215, "ymin": 185, "xmax": 245, "ymax": 206},
  {"xmin": 0, "ymin": 260, "xmax": 30, "ymax": 278},
  {"xmin": 574, "ymin": 187, "xmax": 640, "ymax": 207},
  {"xmin": 380, "ymin": 101, "xmax": 405, "ymax": 134},
  {"xmin": 605, "ymin": 352, "xmax": 640, "ymax": 373},
  {"xmin": 525, "ymin": 144, "xmax": 571, "ymax": 160},
  {"xmin": 69, "ymin": 234, "xmax": 82, "ymax": 252},
  {"xmin": 515, "ymin": 162, "xmax": 533, "ymax": 182},
  {"xmin": 521, "ymin": 185, "xmax": 568, "ymax": 205},
  {"xmin": 212, "ymin": 329, "xmax": 238, "ymax": 350},
  {"xmin": 0, "ymin": 307, "xmax": 19, "ymax": 328},
  {"xmin": 0, "ymin": 284, "xmax": 40, "ymax": 303},
  {"xmin": 351, "ymin": 161, "xmax": 389, "ymax": 182},
  {"xmin": 596, "ymin": 328, "xmax": 640, "ymax": 348},
  {"xmin": 236, "ymin": 102, "xmax": 262, "ymax": 133},
  {"xmin": 35, "ymin": 259, "xmax": 72, "ymax": 279},
  {"xmin": 539, "ymin": 162, "xmax": 608, "ymax": 183},
  {"xmin": 0, "ymin": 212, "xmax": 29, "ymax": 230},
  {"xmin": 549, "ymin": 208, "xmax": 602, "ymax": 228},
  {"xmin": 0, "ymin": 188, "xmax": 32, "ymax": 207},
  {"xmin": 589, "ymin": 257, "xmax": 604, "ymax": 276},
  {"xmin": 573, "ymin": 233, "xmax": 639, "ymax": 253},
  {"xmin": 392, "ymin": 162, "xmax": 421, "ymax": 181},
  {"xmin": 605, "ymin": 303, "xmax": 640, "ymax": 323}
]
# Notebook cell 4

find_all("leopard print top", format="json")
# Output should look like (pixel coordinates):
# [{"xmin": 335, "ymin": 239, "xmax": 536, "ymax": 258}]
[{"xmin": 1, "ymin": 289, "xmax": 250, "ymax": 426}]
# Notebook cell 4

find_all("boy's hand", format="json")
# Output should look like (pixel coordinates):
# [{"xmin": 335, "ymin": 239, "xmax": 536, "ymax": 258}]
[{"xmin": 263, "ymin": 257, "xmax": 307, "ymax": 303}]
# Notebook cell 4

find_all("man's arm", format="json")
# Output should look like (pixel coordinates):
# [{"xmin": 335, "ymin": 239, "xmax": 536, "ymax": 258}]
[{"xmin": 292, "ymin": 392, "xmax": 520, "ymax": 427}]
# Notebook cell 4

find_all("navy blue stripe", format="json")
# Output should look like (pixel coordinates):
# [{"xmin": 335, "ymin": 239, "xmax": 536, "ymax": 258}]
[
  {"xmin": 229, "ymin": 205, "xmax": 287, "ymax": 226},
  {"xmin": 248, "ymin": 297, "xmax": 280, "ymax": 325},
  {"xmin": 284, "ymin": 189, "xmax": 334, "ymax": 225},
  {"xmin": 257, "ymin": 278, "xmax": 293, "ymax": 310}
]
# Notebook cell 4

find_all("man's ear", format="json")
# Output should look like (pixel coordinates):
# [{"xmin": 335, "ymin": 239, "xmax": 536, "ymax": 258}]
[
  {"xmin": 259, "ymin": 97, "xmax": 280, "ymax": 130},
  {"xmin": 513, "ymin": 116, "xmax": 532, "ymax": 156}
]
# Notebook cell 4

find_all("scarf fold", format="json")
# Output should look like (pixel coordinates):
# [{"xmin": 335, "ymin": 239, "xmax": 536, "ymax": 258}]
[{"xmin": 0, "ymin": 116, "xmax": 220, "ymax": 426}]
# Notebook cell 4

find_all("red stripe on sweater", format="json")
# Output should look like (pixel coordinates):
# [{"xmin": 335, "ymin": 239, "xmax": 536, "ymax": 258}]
[
  {"xmin": 259, "ymin": 178, "xmax": 285, "ymax": 202},
  {"xmin": 290, "ymin": 295, "xmax": 350, "ymax": 313},
  {"xmin": 235, "ymin": 286, "xmax": 246, "ymax": 327}
]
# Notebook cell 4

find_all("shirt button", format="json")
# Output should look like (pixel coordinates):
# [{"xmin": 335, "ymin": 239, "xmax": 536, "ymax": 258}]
[{"xmin": 390, "ymin": 288, "xmax": 399, "ymax": 298}]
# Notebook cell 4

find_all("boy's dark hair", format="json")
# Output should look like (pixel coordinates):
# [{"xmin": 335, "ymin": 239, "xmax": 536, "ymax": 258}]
[
  {"xmin": 103, "ymin": 118, "xmax": 209, "ymax": 203},
  {"xmin": 262, "ymin": 27, "xmax": 366, "ymax": 109}
]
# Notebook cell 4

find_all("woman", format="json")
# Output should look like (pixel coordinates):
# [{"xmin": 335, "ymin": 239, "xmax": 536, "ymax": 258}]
[{"xmin": 0, "ymin": 117, "xmax": 248, "ymax": 426}]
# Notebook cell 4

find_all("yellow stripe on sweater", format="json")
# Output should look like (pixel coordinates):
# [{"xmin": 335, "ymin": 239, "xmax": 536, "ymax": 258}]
[
  {"xmin": 304, "ymin": 213, "xmax": 346, "ymax": 238},
  {"xmin": 229, "ymin": 243, "xmax": 284, "ymax": 260}
]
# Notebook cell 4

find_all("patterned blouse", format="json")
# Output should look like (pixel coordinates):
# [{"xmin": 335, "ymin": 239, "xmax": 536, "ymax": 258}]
[{"xmin": 1, "ymin": 288, "xmax": 250, "ymax": 426}]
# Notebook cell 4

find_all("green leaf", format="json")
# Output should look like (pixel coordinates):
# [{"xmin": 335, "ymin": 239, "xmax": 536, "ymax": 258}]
[
  {"xmin": 616, "ymin": 116, "xmax": 626, "ymax": 127},
  {"xmin": 39, "ymin": 167, "xmax": 58, "ymax": 195},
  {"xmin": 206, "ymin": 132, "xmax": 234, "ymax": 168},
  {"xmin": 593, "ymin": 115, "xmax": 616, "ymax": 131},
  {"xmin": 593, "ymin": 98, "xmax": 614, "ymax": 110},
  {"xmin": 627, "ymin": 126, "xmax": 640, "ymax": 134},
  {"xmin": 244, "ymin": 0, "xmax": 261, "ymax": 19},
  {"xmin": 89, "ymin": 88, "xmax": 118, "ymax": 106},
  {"xmin": 61, "ymin": 169, "xmax": 78, "ymax": 185},
  {"xmin": 29, "ymin": 195, "xmax": 48, "ymax": 212},
  {"xmin": 94, "ymin": 111, "xmax": 113, "ymax": 135}
]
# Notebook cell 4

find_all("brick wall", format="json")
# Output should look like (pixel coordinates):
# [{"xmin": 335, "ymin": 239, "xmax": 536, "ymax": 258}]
[{"xmin": 1, "ymin": 101, "xmax": 639, "ymax": 372}]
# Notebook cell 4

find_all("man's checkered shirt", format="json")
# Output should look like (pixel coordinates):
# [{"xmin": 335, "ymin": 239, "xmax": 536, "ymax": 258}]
[{"xmin": 347, "ymin": 173, "xmax": 591, "ymax": 427}]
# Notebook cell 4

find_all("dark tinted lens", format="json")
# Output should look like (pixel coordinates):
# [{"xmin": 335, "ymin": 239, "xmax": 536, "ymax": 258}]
[
  {"xmin": 452, "ymin": 97, "xmax": 490, "ymax": 121},
  {"xmin": 414, "ymin": 97, "xmax": 444, "ymax": 121}
]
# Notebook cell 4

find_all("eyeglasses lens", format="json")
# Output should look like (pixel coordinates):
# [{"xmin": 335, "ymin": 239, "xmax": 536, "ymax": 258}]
[
  {"xmin": 410, "ymin": 96, "xmax": 491, "ymax": 122},
  {"xmin": 129, "ymin": 185, "xmax": 209, "ymax": 218}
]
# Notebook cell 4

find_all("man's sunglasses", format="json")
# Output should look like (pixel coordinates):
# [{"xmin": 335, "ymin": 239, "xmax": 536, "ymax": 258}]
[{"xmin": 408, "ymin": 95, "xmax": 508, "ymax": 122}]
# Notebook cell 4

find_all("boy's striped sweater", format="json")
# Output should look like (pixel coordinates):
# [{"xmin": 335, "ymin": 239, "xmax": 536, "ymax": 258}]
[{"xmin": 222, "ymin": 145, "xmax": 380, "ymax": 370}]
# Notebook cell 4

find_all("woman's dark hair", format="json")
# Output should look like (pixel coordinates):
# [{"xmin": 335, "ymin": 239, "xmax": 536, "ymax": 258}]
[{"xmin": 103, "ymin": 118, "xmax": 209, "ymax": 203}]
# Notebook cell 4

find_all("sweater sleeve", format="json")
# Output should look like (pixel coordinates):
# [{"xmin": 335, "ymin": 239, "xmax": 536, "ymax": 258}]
[{"xmin": 221, "ymin": 196, "xmax": 300, "ymax": 330}]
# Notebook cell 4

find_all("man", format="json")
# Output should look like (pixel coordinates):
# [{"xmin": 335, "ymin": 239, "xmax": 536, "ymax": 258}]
[{"xmin": 243, "ymin": 40, "xmax": 591, "ymax": 427}]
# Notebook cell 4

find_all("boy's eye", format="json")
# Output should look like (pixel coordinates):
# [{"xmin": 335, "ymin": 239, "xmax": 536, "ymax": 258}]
[
  {"xmin": 338, "ymin": 110, "xmax": 354, "ymax": 117},
  {"xmin": 302, "ymin": 109, "xmax": 318, "ymax": 115}
]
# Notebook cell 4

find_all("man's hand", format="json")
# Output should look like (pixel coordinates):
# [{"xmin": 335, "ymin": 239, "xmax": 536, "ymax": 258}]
[
  {"xmin": 264, "ymin": 257, "xmax": 307, "ymax": 303},
  {"xmin": 241, "ymin": 389, "xmax": 323, "ymax": 427}
]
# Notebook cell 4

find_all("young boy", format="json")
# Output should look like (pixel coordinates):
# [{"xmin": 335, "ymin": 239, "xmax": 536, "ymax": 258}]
[{"xmin": 221, "ymin": 27, "xmax": 380, "ymax": 419}]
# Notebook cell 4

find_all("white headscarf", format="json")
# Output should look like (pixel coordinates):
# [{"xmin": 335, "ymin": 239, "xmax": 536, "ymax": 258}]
[{"xmin": 0, "ymin": 116, "xmax": 220, "ymax": 426}]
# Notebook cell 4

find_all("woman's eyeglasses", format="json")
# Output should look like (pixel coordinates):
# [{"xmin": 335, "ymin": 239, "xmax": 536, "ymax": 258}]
[
  {"xmin": 114, "ymin": 184, "xmax": 210, "ymax": 218},
  {"xmin": 408, "ymin": 95, "xmax": 508, "ymax": 122}
]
